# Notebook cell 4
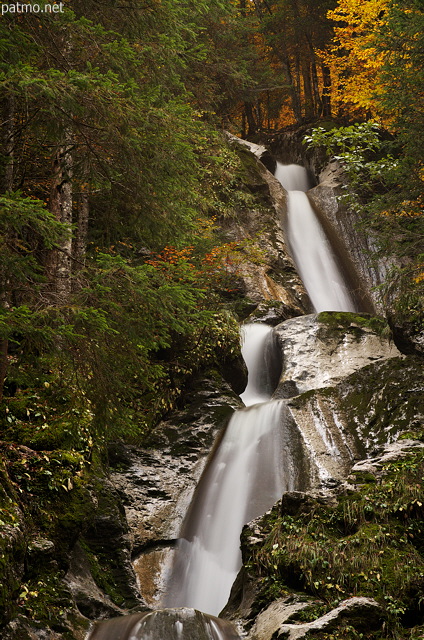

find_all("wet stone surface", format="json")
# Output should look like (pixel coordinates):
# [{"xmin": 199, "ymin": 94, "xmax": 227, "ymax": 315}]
[{"xmin": 108, "ymin": 374, "xmax": 243, "ymax": 606}]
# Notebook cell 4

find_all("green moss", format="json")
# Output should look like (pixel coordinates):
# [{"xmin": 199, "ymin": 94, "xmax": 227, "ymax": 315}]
[
  {"xmin": 317, "ymin": 312, "xmax": 390, "ymax": 337},
  {"xmin": 245, "ymin": 449, "xmax": 424, "ymax": 638},
  {"xmin": 78, "ymin": 539, "xmax": 126, "ymax": 606},
  {"xmin": 339, "ymin": 356, "xmax": 424, "ymax": 447}
]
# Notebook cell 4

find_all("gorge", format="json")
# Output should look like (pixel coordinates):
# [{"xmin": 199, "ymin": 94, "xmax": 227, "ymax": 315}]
[
  {"xmin": 84, "ymin": 150, "xmax": 423, "ymax": 640},
  {"xmin": 3, "ymin": 138, "xmax": 424, "ymax": 640}
]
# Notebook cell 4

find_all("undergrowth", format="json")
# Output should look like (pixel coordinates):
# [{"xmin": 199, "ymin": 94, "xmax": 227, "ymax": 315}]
[{"xmin": 246, "ymin": 446, "xmax": 424, "ymax": 638}]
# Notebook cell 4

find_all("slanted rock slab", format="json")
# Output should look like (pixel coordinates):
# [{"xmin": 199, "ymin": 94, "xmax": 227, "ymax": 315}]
[{"xmin": 249, "ymin": 597, "xmax": 382, "ymax": 640}]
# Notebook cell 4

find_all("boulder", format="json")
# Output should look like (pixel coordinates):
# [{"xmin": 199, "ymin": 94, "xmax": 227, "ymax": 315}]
[
  {"xmin": 88, "ymin": 608, "xmax": 241, "ymax": 640},
  {"xmin": 250, "ymin": 597, "xmax": 382, "ymax": 639},
  {"xmin": 64, "ymin": 542, "xmax": 129, "ymax": 620},
  {"xmin": 273, "ymin": 313, "xmax": 400, "ymax": 399},
  {"xmin": 247, "ymin": 596, "xmax": 314, "ymax": 640}
]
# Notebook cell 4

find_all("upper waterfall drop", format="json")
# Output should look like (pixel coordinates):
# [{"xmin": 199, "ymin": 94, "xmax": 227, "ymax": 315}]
[
  {"xmin": 275, "ymin": 162, "xmax": 357, "ymax": 313},
  {"xmin": 275, "ymin": 162, "xmax": 312, "ymax": 192}
]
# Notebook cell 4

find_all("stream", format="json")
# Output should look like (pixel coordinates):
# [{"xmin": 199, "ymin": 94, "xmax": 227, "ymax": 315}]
[{"xmin": 87, "ymin": 163, "xmax": 360, "ymax": 639}]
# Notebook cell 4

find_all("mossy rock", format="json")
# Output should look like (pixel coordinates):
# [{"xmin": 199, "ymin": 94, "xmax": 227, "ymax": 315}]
[{"xmin": 317, "ymin": 311, "xmax": 390, "ymax": 338}]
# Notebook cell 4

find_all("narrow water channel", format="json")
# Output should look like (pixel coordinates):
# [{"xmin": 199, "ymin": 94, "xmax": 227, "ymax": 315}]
[{"xmin": 275, "ymin": 163, "xmax": 357, "ymax": 312}]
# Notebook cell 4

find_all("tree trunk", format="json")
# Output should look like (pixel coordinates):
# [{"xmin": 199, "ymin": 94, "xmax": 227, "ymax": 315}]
[
  {"xmin": 321, "ymin": 64, "xmax": 332, "ymax": 117},
  {"xmin": 241, "ymin": 110, "xmax": 247, "ymax": 138},
  {"xmin": 1, "ymin": 94, "xmax": 14, "ymax": 193},
  {"xmin": 74, "ymin": 190, "xmax": 89, "ymax": 266},
  {"xmin": 0, "ymin": 337, "xmax": 8, "ymax": 403},
  {"xmin": 49, "ymin": 129, "xmax": 74, "ymax": 300},
  {"xmin": 302, "ymin": 59, "xmax": 314, "ymax": 120},
  {"xmin": 256, "ymin": 98, "xmax": 263, "ymax": 131},
  {"xmin": 311, "ymin": 60, "xmax": 322, "ymax": 117},
  {"xmin": 284, "ymin": 55, "xmax": 302, "ymax": 124},
  {"xmin": 244, "ymin": 102, "xmax": 257, "ymax": 136},
  {"xmin": 0, "ymin": 94, "xmax": 15, "ymax": 399}
]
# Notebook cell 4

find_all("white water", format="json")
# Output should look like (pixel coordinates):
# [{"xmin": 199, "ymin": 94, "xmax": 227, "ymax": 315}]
[
  {"xmin": 275, "ymin": 163, "xmax": 356, "ymax": 312},
  {"xmin": 275, "ymin": 162, "xmax": 311, "ymax": 192},
  {"xmin": 88, "ymin": 610, "xmax": 240, "ymax": 640},
  {"xmin": 163, "ymin": 166, "xmax": 358, "ymax": 615},
  {"xmin": 164, "ymin": 325, "xmax": 286, "ymax": 616},
  {"xmin": 240, "ymin": 324, "xmax": 276, "ymax": 406}
]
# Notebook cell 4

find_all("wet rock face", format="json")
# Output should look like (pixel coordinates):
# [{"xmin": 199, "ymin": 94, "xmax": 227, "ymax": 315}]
[
  {"xmin": 307, "ymin": 161, "xmax": 391, "ymax": 314},
  {"xmin": 65, "ymin": 541, "xmax": 134, "ymax": 621},
  {"xmin": 273, "ymin": 312, "xmax": 400, "ymax": 399},
  {"xmin": 224, "ymin": 135, "xmax": 310, "ymax": 316},
  {"xmin": 348, "ymin": 439, "xmax": 424, "ymax": 482},
  {"xmin": 109, "ymin": 374, "xmax": 243, "ymax": 606},
  {"xmin": 268, "ymin": 314, "xmax": 419, "ymax": 486},
  {"xmin": 248, "ymin": 597, "xmax": 382, "ymax": 640},
  {"xmin": 88, "ymin": 608, "xmax": 241, "ymax": 640}
]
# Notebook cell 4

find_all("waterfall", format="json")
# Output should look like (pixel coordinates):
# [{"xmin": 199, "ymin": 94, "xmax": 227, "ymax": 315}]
[
  {"xmin": 163, "ymin": 325, "xmax": 286, "ymax": 616},
  {"xmin": 274, "ymin": 162, "xmax": 312, "ymax": 192},
  {"xmin": 239, "ymin": 323, "xmax": 281, "ymax": 406},
  {"xmin": 87, "ymin": 160, "xmax": 360, "ymax": 640},
  {"xmin": 275, "ymin": 163, "xmax": 357, "ymax": 313}
]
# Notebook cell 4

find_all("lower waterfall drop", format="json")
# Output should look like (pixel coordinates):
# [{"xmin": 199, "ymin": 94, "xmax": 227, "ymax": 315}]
[{"xmin": 163, "ymin": 324, "xmax": 286, "ymax": 616}]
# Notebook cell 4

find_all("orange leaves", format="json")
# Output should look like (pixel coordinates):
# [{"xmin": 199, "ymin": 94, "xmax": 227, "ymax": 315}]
[
  {"xmin": 380, "ymin": 195, "xmax": 424, "ymax": 218},
  {"xmin": 145, "ymin": 245, "xmax": 195, "ymax": 269}
]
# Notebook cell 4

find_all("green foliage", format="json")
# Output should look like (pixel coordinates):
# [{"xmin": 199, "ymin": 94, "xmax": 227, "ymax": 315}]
[
  {"xmin": 0, "ymin": 193, "xmax": 65, "ymax": 306},
  {"xmin": 304, "ymin": 123, "xmax": 424, "ymax": 334},
  {"xmin": 247, "ymin": 450, "xmax": 424, "ymax": 637},
  {"xmin": 316, "ymin": 312, "xmax": 390, "ymax": 338},
  {"xmin": 303, "ymin": 122, "xmax": 396, "ymax": 208},
  {"xmin": 375, "ymin": 0, "xmax": 424, "ymax": 172}
]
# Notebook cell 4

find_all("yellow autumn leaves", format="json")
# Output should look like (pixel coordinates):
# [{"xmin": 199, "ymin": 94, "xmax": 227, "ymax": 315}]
[{"xmin": 324, "ymin": 0, "xmax": 389, "ymax": 119}]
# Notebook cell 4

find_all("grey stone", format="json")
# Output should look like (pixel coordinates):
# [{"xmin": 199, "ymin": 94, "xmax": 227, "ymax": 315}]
[
  {"xmin": 225, "ymin": 133, "xmax": 310, "ymax": 315},
  {"xmin": 247, "ymin": 597, "xmax": 312, "ymax": 640},
  {"xmin": 272, "ymin": 597, "xmax": 382, "ymax": 639},
  {"xmin": 109, "ymin": 374, "xmax": 243, "ymax": 604},
  {"xmin": 273, "ymin": 313, "xmax": 400, "ymax": 398},
  {"xmin": 65, "ymin": 542, "xmax": 127, "ymax": 620},
  {"xmin": 88, "ymin": 608, "xmax": 241, "ymax": 640},
  {"xmin": 349, "ymin": 439, "xmax": 424, "ymax": 479}
]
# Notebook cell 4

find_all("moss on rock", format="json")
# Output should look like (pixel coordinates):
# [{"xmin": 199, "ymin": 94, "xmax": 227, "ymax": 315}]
[{"xmin": 242, "ymin": 448, "xmax": 424, "ymax": 639}]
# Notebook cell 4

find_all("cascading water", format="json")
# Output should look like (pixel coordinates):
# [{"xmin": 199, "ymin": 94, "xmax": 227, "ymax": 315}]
[
  {"xmin": 163, "ymin": 324, "xmax": 285, "ymax": 616},
  {"xmin": 275, "ymin": 162, "xmax": 357, "ymax": 312},
  {"xmin": 87, "ymin": 159, "xmax": 361, "ymax": 640}
]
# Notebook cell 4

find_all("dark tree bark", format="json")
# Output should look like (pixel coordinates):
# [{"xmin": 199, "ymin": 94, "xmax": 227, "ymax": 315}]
[
  {"xmin": 321, "ymin": 63, "xmax": 332, "ymax": 117},
  {"xmin": 244, "ymin": 102, "xmax": 258, "ymax": 136},
  {"xmin": 0, "ymin": 93, "xmax": 15, "ymax": 401},
  {"xmin": 74, "ymin": 190, "xmax": 89, "ymax": 266},
  {"xmin": 49, "ymin": 129, "xmax": 74, "ymax": 300},
  {"xmin": 302, "ymin": 60, "xmax": 315, "ymax": 120}
]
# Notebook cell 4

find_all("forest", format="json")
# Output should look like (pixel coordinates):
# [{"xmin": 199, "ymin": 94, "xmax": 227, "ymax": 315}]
[{"xmin": 0, "ymin": 0, "xmax": 423, "ymax": 639}]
